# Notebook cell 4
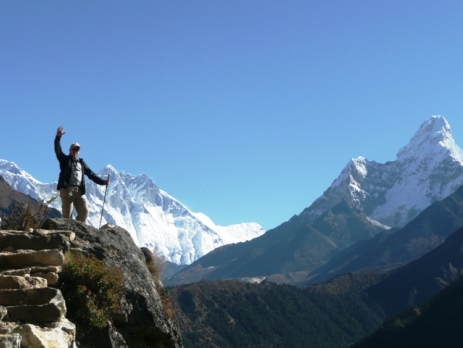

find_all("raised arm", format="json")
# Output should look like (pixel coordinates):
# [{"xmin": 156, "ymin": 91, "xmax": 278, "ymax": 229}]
[{"xmin": 54, "ymin": 126, "xmax": 66, "ymax": 160}]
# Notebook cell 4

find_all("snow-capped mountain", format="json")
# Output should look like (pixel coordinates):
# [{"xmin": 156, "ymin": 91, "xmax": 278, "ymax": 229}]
[
  {"xmin": 166, "ymin": 115, "xmax": 463, "ymax": 286},
  {"xmin": 0, "ymin": 160, "xmax": 265, "ymax": 265},
  {"xmin": 303, "ymin": 115, "xmax": 463, "ymax": 227}
]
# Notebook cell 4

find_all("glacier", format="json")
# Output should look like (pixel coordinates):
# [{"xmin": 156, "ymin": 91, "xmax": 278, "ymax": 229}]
[{"xmin": 0, "ymin": 160, "xmax": 265, "ymax": 265}]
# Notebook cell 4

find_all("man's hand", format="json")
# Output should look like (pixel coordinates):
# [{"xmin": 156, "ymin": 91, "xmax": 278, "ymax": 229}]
[
  {"xmin": 104, "ymin": 179, "xmax": 110, "ymax": 186},
  {"xmin": 56, "ymin": 126, "xmax": 65, "ymax": 136}
]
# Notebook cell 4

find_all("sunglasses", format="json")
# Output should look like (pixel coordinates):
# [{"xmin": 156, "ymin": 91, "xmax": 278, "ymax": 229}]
[{"xmin": 71, "ymin": 148, "xmax": 80, "ymax": 151}]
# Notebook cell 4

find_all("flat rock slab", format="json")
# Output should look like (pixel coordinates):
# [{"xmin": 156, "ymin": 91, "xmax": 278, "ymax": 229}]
[
  {"xmin": 0, "ymin": 266, "xmax": 61, "ymax": 277},
  {"xmin": 7, "ymin": 302, "xmax": 65, "ymax": 323},
  {"xmin": 33, "ymin": 229, "xmax": 75, "ymax": 241},
  {"xmin": 0, "ymin": 250, "xmax": 64, "ymax": 269},
  {"xmin": 0, "ymin": 288, "xmax": 64, "ymax": 307},
  {"xmin": 0, "ymin": 275, "xmax": 47, "ymax": 290},
  {"xmin": 0, "ymin": 288, "xmax": 66, "ymax": 323},
  {"xmin": 30, "ymin": 266, "xmax": 62, "ymax": 274},
  {"xmin": 0, "ymin": 233, "xmax": 71, "ymax": 252}
]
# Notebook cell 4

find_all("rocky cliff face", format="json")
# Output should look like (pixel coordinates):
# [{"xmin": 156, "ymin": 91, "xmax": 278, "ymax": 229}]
[{"xmin": 0, "ymin": 218, "xmax": 183, "ymax": 348}]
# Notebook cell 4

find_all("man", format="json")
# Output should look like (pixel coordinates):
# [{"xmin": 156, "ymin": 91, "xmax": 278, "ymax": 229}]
[{"xmin": 54, "ymin": 126, "xmax": 110, "ymax": 223}]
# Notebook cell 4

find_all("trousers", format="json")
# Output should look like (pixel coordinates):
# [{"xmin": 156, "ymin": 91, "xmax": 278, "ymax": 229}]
[{"xmin": 59, "ymin": 186, "xmax": 88, "ymax": 223}]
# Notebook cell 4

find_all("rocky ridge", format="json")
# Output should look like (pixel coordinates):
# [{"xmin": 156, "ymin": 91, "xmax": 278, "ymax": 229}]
[{"xmin": 0, "ymin": 218, "xmax": 183, "ymax": 348}]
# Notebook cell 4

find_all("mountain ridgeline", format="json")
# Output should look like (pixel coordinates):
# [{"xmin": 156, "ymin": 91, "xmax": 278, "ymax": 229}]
[
  {"xmin": 306, "ymin": 184, "xmax": 463, "ymax": 285},
  {"xmin": 0, "ymin": 160, "xmax": 265, "ymax": 269},
  {"xmin": 166, "ymin": 115, "xmax": 463, "ymax": 286}
]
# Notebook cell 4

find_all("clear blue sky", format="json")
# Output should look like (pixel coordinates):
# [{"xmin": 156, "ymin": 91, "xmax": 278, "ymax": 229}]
[{"xmin": 2, "ymin": 1, "xmax": 463, "ymax": 230}]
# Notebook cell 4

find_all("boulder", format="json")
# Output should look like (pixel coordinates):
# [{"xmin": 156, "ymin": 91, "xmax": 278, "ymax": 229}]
[
  {"xmin": 0, "ymin": 333, "xmax": 21, "ymax": 348},
  {"xmin": 41, "ymin": 218, "xmax": 183, "ymax": 348},
  {"xmin": 12, "ymin": 319, "xmax": 75, "ymax": 348},
  {"xmin": 33, "ymin": 272, "xmax": 58, "ymax": 286}
]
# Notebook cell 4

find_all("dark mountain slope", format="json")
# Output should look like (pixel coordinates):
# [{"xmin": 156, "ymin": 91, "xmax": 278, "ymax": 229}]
[
  {"xmin": 310, "ymin": 199, "xmax": 383, "ymax": 243},
  {"xmin": 170, "ymin": 278, "xmax": 385, "ymax": 348},
  {"xmin": 366, "ymin": 224, "xmax": 463, "ymax": 318},
  {"xmin": 305, "ymin": 185, "xmax": 463, "ymax": 285},
  {"xmin": 352, "ymin": 275, "xmax": 463, "ymax": 348},
  {"xmin": 303, "ymin": 228, "xmax": 400, "ymax": 284},
  {"xmin": 165, "ymin": 220, "xmax": 334, "ymax": 285},
  {"xmin": 170, "ymin": 223, "xmax": 463, "ymax": 347},
  {"xmin": 166, "ymin": 199, "xmax": 384, "ymax": 286},
  {"xmin": 0, "ymin": 175, "xmax": 60, "ymax": 220}
]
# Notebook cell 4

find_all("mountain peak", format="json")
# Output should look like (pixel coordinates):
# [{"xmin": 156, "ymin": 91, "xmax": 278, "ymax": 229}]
[
  {"xmin": 104, "ymin": 164, "xmax": 117, "ymax": 172},
  {"xmin": 396, "ymin": 115, "xmax": 462, "ymax": 163},
  {"xmin": 0, "ymin": 159, "xmax": 265, "ymax": 266},
  {"xmin": 302, "ymin": 115, "xmax": 463, "ymax": 228},
  {"xmin": 418, "ymin": 115, "xmax": 452, "ymax": 141}
]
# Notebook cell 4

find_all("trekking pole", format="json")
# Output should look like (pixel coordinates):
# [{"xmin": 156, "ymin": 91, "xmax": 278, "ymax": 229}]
[{"xmin": 99, "ymin": 175, "xmax": 110, "ymax": 229}]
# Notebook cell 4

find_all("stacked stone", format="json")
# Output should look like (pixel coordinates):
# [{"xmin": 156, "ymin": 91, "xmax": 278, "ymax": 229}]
[{"xmin": 0, "ymin": 229, "xmax": 76, "ymax": 348}]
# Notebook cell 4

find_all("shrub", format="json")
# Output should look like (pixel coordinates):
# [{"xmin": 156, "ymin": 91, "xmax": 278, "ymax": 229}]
[
  {"xmin": 147, "ymin": 255, "xmax": 161, "ymax": 282},
  {"xmin": 142, "ymin": 247, "xmax": 165, "ymax": 282},
  {"xmin": 1, "ymin": 196, "xmax": 57, "ymax": 230},
  {"xmin": 141, "ymin": 247, "xmax": 175, "ymax": 319},
  {"xmin": 60, "ymin": 253, "xmax": 125, "ymax": 329},
  {"xmin": 159, "ymin": 287, "xmax": 176, "ymax": 319}
]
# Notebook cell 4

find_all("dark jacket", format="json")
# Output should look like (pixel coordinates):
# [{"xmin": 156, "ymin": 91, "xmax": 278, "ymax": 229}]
[{"xmin": 54, "ymin": 136, "xmax": 106, "ymax": 194}]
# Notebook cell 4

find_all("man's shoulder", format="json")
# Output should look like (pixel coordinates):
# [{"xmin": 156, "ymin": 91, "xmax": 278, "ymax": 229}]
[
  {"xmin": 57, "ymin": 153, "xmax": 70, "ymax": 162},
  {"xmin": 78, "ymin": 158, "xmax": 88, "ymax": 167}
]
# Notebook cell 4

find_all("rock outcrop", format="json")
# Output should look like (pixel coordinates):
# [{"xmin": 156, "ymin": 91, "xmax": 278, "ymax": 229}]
[{"xmin": 0, "ymin": 218, "xmax": 183, "ymax": 348}]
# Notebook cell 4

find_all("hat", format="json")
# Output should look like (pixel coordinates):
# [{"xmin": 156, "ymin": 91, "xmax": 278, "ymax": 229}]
[{"xmin": 70, "ymin": 143, "xmax": 81, "ymax": 150}]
